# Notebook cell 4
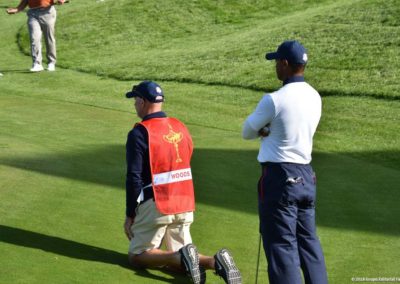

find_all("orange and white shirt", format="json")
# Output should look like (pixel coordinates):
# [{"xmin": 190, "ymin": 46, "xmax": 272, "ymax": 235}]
[{"xmin": 28, "ymin": 0, "xmax": 54, "ymax": 9}]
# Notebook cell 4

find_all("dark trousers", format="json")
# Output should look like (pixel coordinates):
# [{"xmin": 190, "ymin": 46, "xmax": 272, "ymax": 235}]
[{"xmin": 258, "ymin": 162, "xmax": 328, "ymax": 284}]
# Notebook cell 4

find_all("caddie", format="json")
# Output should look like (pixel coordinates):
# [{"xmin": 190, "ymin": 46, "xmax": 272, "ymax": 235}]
[
  {"xmin": 242, "ymin": 40, "xmax": 328, "ymax": 284},
  {"xmin": 124, "ymin": 80, "xmax": 242, "ymax": 284}
]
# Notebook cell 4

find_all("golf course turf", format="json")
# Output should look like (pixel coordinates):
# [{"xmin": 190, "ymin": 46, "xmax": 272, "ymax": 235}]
[{"xmin": 0, "ymin": 0, "xmax": 399, "ymax": 283}]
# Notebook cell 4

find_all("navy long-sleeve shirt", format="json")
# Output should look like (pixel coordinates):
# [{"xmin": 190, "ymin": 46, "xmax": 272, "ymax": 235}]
[{"xmin": 125, "ymin": 111, "xmax": 167, "ymax": 217}]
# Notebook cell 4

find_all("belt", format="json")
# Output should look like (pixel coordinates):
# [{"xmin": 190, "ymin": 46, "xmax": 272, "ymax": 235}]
[
  {"xmin": 31, "ymin": 5, "xmax": 52, "ymax": 10},
  {"xmin": 260, "ymin": 162, "xmax": 274, "ymax": 171},
  {"xmin": 261, "ymin": 161, "xmax": 308, "ymax": 168},
  {"xmin": 261, "ymin": 162, "xmax": 304, "ymax": 173}
]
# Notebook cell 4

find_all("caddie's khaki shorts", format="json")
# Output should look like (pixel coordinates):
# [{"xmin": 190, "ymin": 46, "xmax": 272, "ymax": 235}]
[{"xmin": 129, "ymin": 199, "xmax": 193, "ymax": 255}]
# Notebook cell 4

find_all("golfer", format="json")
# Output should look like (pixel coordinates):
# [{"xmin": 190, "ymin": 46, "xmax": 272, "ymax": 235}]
[
  {"xmin": 242, "ymin": 40, "xmax": 328, "ymax": 284},
  {"xmin": 124, "ymin": 80, "xmax": 242, "ymax": 284},
  {"xmin": 6, "ymin": 0, "xmax": 65, "ymax": 72}
]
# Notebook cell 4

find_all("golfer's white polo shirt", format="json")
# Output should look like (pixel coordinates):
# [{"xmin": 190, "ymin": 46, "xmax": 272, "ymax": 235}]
[{"xmin": 242, "ymin": 76, "xmax": 321, "ymax": 164}]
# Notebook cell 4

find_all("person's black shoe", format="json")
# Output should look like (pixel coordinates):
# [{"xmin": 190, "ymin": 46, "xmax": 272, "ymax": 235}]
[
  {"xmin": 214, "ymin": 248, "xmax": 242, "ymax": 284},
  {"xmin": 179, "ymin": 244, "xmax": 206, "ymax": 284}
]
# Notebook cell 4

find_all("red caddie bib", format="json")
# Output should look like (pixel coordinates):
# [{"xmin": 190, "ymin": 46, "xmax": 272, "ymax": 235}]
[{"xmin": 139, "ymin": 117, "xmax": 195, "ymax": 215}]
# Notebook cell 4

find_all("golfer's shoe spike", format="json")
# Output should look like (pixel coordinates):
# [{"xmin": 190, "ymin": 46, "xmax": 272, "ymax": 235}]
[
  {"xmin": 214, "ymin": 248, "xmax": 242, "ymax": 284},
  {"xmin": 179, "ymin": 244, "xmax": 206, "ymax": 284}
]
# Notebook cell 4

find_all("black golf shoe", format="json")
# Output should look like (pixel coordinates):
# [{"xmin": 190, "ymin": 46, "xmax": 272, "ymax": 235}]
[
  {"xmin": 214, "ymin": 248, "xmax": 242, "ymax": 284},
  {"xmin": 179, "ymin": 244, "xmax": 206, "ymax": 284}
]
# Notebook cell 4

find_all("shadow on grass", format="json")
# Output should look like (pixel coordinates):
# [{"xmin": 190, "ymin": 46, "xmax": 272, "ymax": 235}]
[
  {"xmin": 0, "ymin": 225, "xmax": 188, "ymax": 283},
  {"xmin": 0, "ymin": 224, "xmax": 129, "ymax": 267},
  {"xmin": 0, "ymin": 145, "xmax": 399, "ymax": 236},
  {"xmin": 0, "ymin": 69, "xmax": 34, "ymax": 74},
  {"xmin": 117, "ymin": 76, "xmax": 400, "ymax": 101}
]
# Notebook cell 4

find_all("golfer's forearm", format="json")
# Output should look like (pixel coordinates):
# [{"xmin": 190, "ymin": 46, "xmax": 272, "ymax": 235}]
[
  {"xmin": 242, "ymin": 120, "xmax": 259, "ymax": 139},
  {"xmin": 16, "ymin": 0, "xmax": 28, "ymax": 11}
]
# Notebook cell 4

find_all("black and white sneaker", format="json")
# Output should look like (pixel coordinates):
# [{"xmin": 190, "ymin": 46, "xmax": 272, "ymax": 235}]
[
  {"xmin": 179, "ymin": 244, "xmax": 206, "ymax": 284},
  {"xmin": 214, "ymin": 248, "xmax": 242, "ymax": 284}
]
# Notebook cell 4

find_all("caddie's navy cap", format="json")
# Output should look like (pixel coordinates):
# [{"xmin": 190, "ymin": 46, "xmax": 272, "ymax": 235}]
[
  {"xmin": 125, "ymin": 80, "xmax": 164, "ymax": 103},
  {"xmin": 265, "ymin": 40, "xmax": 308, "ymax": 64}
]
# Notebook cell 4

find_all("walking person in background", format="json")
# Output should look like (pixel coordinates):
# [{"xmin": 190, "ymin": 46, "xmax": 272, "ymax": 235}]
[
  {"xmin": 6, "ymin": 0, "xmax": 65, "ymax": 72},
  {"xmin": 124, "ymin": 80, "xmax": 242, "ymax": 284},
  {"xmin": 242, "ymin": 40, "xmax": 328, "ymax": 284}
]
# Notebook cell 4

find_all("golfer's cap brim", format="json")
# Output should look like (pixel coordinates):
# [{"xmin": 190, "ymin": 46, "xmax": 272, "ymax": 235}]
[{"xmin": 265, "ymin": 52, "xmax": 279, "ymax": 60}]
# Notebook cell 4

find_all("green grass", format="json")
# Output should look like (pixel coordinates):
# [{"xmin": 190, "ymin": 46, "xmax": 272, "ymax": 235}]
[
  {"xmin": 17, "ymin": 0, "xmax": 400, "ymax": 99},
  {"xmin": 1, "ymin": 0, "xmax": 399, "ymax": 283}
]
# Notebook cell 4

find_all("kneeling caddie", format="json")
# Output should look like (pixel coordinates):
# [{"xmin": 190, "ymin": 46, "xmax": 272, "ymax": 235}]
[{"xmin": 124, "ymin": 80, "xmax": 242, "ymax": 284}]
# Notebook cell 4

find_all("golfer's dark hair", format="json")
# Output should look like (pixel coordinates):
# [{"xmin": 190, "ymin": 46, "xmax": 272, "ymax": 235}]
[{"xmin": 289, "ymin": 63, "xmax": 306, "ymax": 73}]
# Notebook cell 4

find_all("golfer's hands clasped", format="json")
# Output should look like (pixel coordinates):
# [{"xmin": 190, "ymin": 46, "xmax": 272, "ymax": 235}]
[
  {"xmin": 258, "ymin": 124, "xmax": 271, "ymax": 137},
  {"xmin": 124, "ymin": 216, "xmax": 134, "ymax": 240}
]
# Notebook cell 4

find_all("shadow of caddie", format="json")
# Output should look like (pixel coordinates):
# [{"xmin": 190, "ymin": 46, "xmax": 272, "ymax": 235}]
[{"xmin": 0, "ymin": 224, "xmax": 188, "ymax": 283}]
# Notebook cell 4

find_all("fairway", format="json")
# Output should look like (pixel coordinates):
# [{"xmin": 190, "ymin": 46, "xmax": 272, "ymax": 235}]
[{"xmin": 1, "ymin": 0, "xmax": 399, "ymax": 283}]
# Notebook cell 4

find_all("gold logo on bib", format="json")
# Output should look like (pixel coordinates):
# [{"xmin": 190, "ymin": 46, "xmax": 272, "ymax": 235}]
[{"xmin": 163, "ymin": 124, "xmax": 183, "ymax": 163}]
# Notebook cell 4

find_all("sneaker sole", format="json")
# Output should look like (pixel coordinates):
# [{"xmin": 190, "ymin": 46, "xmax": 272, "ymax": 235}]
[
  {"xmin": 215, "ymin": 249, "xmax": 242, "ymax": 284},
  {"xmin": 180, "ymin": 244, "xmax": 205, "ymax": 284}
]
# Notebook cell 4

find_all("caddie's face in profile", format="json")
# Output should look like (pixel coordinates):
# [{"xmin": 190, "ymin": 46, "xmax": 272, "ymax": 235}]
[{"xmin": 134, "ymin": 96, "xmax": 145, "ymax": 118}]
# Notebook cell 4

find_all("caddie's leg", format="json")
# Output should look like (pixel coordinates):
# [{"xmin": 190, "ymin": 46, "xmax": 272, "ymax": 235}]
[
  {"xmin": 27, "ymin": 10, "xmax": 42, "ymax": 65},
  {"xmin": 39, "ymin": 6, "xmax": 57, "ymax": 65},
  {"xmin": 163, "ymin": 211, "xmax": 193, "ymax": 252},
  {"xmin": 128, "ymin": 249, "xmax": 182, "ymax": 269},
  {"xmin": 163, "ymin": 212, "xmax": 215, "ymax": 270}
]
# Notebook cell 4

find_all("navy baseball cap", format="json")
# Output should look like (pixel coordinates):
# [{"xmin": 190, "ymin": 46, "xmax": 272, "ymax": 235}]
[
  {"xmin": 265, "ymin": 40, "xmax": 308, "ymax": 64},
  {"xmin": 126, "ymin": 80, "xmax": 164, "ymax": 103}
]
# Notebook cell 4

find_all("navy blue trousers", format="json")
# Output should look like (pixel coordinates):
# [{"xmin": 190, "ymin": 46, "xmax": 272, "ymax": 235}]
[{"xmin": 258, "ymin": 162, "xmax": 328, "ymax": 284}]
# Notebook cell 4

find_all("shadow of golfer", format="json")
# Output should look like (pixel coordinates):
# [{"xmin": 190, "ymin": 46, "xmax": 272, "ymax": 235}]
[{"xmin": 0, "ymin": 224, "xmax": 187, "ymax": 283}]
